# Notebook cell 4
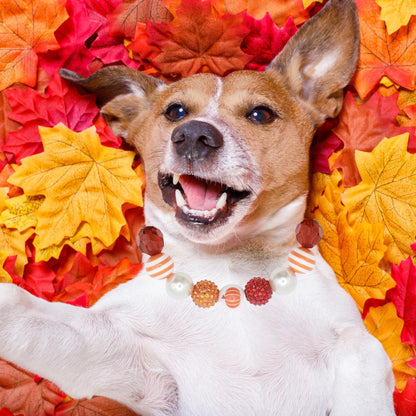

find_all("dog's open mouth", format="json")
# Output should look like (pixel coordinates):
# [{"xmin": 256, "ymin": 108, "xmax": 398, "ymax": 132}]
[{"xmin": 158, "ymin": 172, "xmax": 250, "ymax": 225}]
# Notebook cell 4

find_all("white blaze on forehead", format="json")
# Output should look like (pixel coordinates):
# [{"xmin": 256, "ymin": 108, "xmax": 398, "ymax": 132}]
[{"xmin": 202, "ymin": 76, "xmax": 223, "ymax": 119}]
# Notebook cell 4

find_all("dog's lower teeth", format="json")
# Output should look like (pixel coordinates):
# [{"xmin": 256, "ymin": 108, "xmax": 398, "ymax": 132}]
[
  {"xmin": 181, "ymin": 205, "xmax": 218, "ymax": 218},
  {"xmin": 175, "ymin": 189, "xmax": 187, "ymax": 207}
]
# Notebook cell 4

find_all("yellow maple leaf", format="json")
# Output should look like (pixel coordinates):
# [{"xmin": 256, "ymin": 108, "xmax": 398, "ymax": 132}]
[
  {"xmin": 0, "ymin": 252, "xmax": 13, "ymax": 283},
  {"xmin": 314, "ymin": 175, "xmax": 395, "ymax": 312},
  {"xmin": 8, "ymin": 124, "xmax": 143, "ymax": 260},
  {"xmin": 376, "ymin": 0, "xmax": 416, "ymax": 35},
  {"xmin": 0, "ymin": 195, "xmax": 44, "ymax": 232},
  {"xmin": 0, "ymin": 226, "xmax": 32, "ymax": 276},
  {"xmin": 343, "ymin": 134, "xmax": 416, "ymax": 265},
  {"xmin": 364, "ymin": 303, "xmax": 416, "ymax": 391},
  {"xmin": 303, "ymin": 0, "xmax": 323, "ymax": 9}
]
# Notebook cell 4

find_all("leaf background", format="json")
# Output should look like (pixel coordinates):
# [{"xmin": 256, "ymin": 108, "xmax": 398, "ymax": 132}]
[{"xmin": 0, "ymin": 0, "xmax": 416, "ymax": 414}]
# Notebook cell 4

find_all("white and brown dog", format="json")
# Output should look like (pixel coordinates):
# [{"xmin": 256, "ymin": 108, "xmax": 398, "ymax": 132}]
[{"xmin": 0, "ymin": 0, "xmax": 395, "ymax": 414}]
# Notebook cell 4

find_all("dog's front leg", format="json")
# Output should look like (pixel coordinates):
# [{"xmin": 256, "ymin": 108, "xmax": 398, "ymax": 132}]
[
  {"xmin": 0, "ymin": 283, "xmax": 178, "ymax": 415},
  {"xmin": 329, "ymin": 326, "xmax": 395, "ymax": 416}
]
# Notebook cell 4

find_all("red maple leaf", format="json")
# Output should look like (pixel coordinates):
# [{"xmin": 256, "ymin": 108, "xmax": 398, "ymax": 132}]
[
  {"xmin": 136, "ymin": 0, "xmax": 252, "ymax": 79},
  {"xmin": 108, "ymin": 0, "xmax": 173, "ymax": 40},
  {"xmin": 394, "ymin": 377, "xmax": 416, "ymax": 416},
  {"xmin": 2, "ymin": 73, "xmax": 99, "ymax": 163},
  {"xmin": 331, "ymin": 91, "xmax": 416, "ymax": 187},
  {"xmin": 389, "ymin": 257, "xmax": 416, "ymax": 349},
  {"xmin": 38, "ymin": 0, "xmax": 101, "ymax": 77},
  {"xmin": 241, "ymin": 14, "xmax": 297, "ymax": 71}
]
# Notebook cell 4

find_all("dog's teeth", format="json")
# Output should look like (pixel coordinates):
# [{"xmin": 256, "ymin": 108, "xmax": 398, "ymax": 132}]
[
  {"xmin": 216, "ymin": 192, "xmax": 227, "ymax": 210},
  {"xmin": 175, "ymin": 189, "xmax": 186, "ymax": 207},
  {"xmin": 173, "ymin": 173, "xmax": 180, "ymax": 185}
]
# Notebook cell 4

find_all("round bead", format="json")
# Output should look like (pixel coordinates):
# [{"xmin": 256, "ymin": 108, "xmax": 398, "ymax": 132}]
[
  {"xmin": 191, "ymin": 280, "xmax": 219, "ymax": 308},
  {"xmin": 244, "ymin": 277, "xmax": 273, "ymax": 306},
  {"xmin": 166, "ymin": 273, "xmax": 193, "ymax": 300},
  {"xmin": 288, "ymin": 246, "xmax": 316, "ymax": 274},
  {"xmin": 138, "ymin": 226, "xmax": 164, "ymax": 255},
  {"xmin": 295, "ymin": 219, "xmax": 323, "ymax": 248},
  {"xmin": 145, "ymin": 252, "xmax": 174, "ymax": 280},
  {"xmin": 220, "ymin": 285, "xmax": 243, "ymax": 309},
  {"xmin": 270, "ymin": 269, "xmax": 297, "ymax": 295}
]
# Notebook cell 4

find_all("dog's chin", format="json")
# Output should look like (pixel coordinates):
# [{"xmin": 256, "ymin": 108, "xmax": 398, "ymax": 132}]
[{"xmin": 158, "ymin": 171, "xmax": 253, "ymax": 244}]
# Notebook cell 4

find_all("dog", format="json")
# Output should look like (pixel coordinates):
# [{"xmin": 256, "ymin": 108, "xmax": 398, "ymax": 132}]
[{"xmin": 0, "ymin": 0, "xmax": 395, "ymax": 414}]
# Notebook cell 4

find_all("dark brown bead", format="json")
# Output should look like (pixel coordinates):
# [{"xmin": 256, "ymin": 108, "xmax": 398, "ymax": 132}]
[
  {"xmin": 138, "ymin": 226, "xmax": 164, "ymax": 255},
  {"xmin": 295, "ymin": 219, "xmax": 323, "ymax": 248}
]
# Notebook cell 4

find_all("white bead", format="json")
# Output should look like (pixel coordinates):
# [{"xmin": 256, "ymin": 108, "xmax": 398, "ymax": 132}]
[
  {"xmin": 270, "ymin": 269, "xmax": 297, "ymax": 295},
  {"xmin": 165, "ymin": 273, "xmax": 193, "ymax": 300}
]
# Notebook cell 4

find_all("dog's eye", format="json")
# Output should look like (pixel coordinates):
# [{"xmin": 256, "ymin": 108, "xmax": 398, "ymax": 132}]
[
  {"xmin": 164, "ymin": 103, "xmax": 189, "ymax": 122},
  {"xmin": 246, "ymin": 106, "xmax": 277, "ymax": 125}
]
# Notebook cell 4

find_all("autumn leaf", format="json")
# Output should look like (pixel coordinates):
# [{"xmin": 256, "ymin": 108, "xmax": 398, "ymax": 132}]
[
  {"xmin": 140, "ymin": 0, "xmax": 252, "ymax": 78},
  {"xmin": 2, "ymin": 73, "xmax": 99, "ymax": 163},
  {"xmin": 0, "ymin": 254, "xmax": 12, "ymax": 284},
  {"xmin": 0, "ymin": 360, "xmax": 67, "ymax": 415},
  {"xmin": 53, "ymin": 257, "xmax": 141, "ymax": 306},
  {"xmin": 0, "ymin": 195, "xmax": 44, "ymax": 232},
  {"xmin": 109, "ymin": 0, "xmax": 173, "ymax": 39},
  {"xmin": 331, "ymin": 91, "xmax": 416, "ymax": 187},
  {"xmin": 364, "ymin": 303, "xmax": 416, "ymax": 392},
  {"xmin": 376, "ymin": 0, "xmax": 416, "ymax": 35},
  {"xmin": 343, "ymin": 134, "xmax": 416, "ymax": 265},
  {"xmin": 38, "ymin": 0, "xmax": 100, "ymax": 77},
  {"xmin": 241, "ymin": 14, "xmax": 297, "ymax": 71},
  {"xmin": 8, "ymin": 124, "xmax": 143, "ymax": 260},
  {"xmin": 389, "ymin": 257, "xmax": 416, "ymax": 349},
  {"xmin": 0, "ymin": 0, "xmax": 68, "ymax": 91},
  {"xmin": 394, "ymin": 377, "xmax": 416, "ymax": 415},
  {"xmin": 313, "ymin": 171, "xmax": 395, "ymax": 311},
  {"xmin": 0, "ymin": 226, "xmax": 32, "ymax": 276},
  {"xmin": 302, "ymin": 0, "xmax": 322, "ymax": 8},
  {"xmin": 352, "ymin": 0, "xmax": 416, "ymax": 99},
  {"xmin": 55, "ymin": 396, "xmax": 137, "ymax": 416},
  {"xmin": 211, "ymin": 0, "xmax": 310, "ymax": 27}
]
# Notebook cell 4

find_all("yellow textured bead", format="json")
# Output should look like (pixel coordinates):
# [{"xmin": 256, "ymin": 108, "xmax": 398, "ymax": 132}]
[{"xmin": 191, "ymin": 280, "xmax": 219, "ymax": 308}]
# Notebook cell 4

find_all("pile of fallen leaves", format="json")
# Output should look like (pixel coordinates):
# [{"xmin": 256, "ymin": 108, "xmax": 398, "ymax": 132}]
[{"xmin": 0, "ymin": 0, "xmax": 415, "ymax": 414}]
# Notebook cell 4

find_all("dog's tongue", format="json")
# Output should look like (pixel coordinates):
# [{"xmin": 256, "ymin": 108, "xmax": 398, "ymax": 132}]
[{"xmin": 179, "ymin": 175, "xmax": 224, "ymax": 211}]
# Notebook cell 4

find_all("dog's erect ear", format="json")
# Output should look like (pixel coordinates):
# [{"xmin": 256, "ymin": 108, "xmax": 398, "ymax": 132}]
[
  {"xmin": 59, "ymin": 66, "xmax": 165, "ymax": 140},
  {"xmin": 268, "ymin": 0, "xmax": 359, "ymax": 125}
]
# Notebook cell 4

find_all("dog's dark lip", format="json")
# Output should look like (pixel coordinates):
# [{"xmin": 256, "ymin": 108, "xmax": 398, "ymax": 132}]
[{"xmin": 158, "ymin": 172, "xmax": 250, "ymax": 225}]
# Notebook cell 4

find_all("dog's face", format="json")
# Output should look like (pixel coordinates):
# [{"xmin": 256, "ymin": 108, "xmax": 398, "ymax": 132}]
[{"xmin": 60, "ymin": 0, "xmax": 359, "ymax": 246}]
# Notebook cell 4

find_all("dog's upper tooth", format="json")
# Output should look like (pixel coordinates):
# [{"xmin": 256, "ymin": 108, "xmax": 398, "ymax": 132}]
[
  {"xmin": 173, "ymin": 173, "xmax": 180, "ymax": 186},
  {"xmin": 216, "ymin": 192, "xmax": 227, "ymax": 210},
  {"xmin": 175, "ymin": 189, "xmax": 187, "ymax": 207}
]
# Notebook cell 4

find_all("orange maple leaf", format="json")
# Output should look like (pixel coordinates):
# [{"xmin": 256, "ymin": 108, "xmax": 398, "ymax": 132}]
[
  {"xmin": 352, "ymin": 0, "xmax": 416, "ymax": 99},
  {"xmin": 0, "ymin": 0, "xmax": 68, "ymax": 91},
  {"xmin": 144, "ymin": 0, "xmax": 252, "ymax": 78}
]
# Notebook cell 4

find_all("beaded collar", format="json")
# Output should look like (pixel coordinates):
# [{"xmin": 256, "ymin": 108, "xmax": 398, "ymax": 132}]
[{"xmin": 137, "ymin": 219, "xmax": 323, "ymax": 309}]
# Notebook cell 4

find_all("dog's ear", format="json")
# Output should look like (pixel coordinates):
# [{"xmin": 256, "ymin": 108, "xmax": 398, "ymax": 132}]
[
  {"xmin": 268, "ymin": 0, "xmax": 359, "ymax": 125},
  {"xmin": 59, "ymin": 66, "xmax": 165, "ymax": 140}
]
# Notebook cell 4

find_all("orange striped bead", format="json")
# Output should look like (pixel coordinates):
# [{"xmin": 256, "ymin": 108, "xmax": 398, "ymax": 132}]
[
  {"xmin": 220, "ymin": 285, "xmax": 243, "ymax": 309},
  {"xmin": 145, "ymin": 252, "xmax": 174, "ymax": 280},
  {"xmin": 288, "ymin": 247, "xmax": 315, "ymax": 274}
]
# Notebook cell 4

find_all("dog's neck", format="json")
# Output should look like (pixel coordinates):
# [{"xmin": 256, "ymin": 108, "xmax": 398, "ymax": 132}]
[{"xmin": 145, "ymin": 194, "xmax": 307, "ymax": 262}]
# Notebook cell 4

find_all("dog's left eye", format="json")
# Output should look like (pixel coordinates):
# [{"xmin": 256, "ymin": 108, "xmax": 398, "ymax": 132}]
[
  {"xmin": 246, "ymin": 106, "xmax": 277, "ymax": 125},
  {"xmin": 164, "ymin": 103, "xmax": 189, "ymax": 122}
]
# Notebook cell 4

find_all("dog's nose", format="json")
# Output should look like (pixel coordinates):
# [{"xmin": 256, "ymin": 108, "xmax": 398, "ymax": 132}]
[{"xmin": 171, "ymin": 121, "xmax": 224, "ymax": 161}]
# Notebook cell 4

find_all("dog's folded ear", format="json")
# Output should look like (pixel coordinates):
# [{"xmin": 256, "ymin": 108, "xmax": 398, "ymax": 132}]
[
  {"xmin": 59, "ymin": 66, "xmax": 165, "ymax": 141},
  {"xmin": 268, "ymin": 0, "xmax": 359, "ymax": 125}
]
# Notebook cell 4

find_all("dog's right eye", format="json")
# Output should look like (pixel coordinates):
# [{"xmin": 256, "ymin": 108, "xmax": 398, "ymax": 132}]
[{"xmin": 164, "ymin": 103, "xmax": 189, "ymax": 122}]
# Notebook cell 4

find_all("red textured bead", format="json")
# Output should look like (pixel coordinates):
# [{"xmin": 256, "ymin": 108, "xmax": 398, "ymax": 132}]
[
  {"xmin": 295, "ymin": 219, "xmax": 323, "ymax": 248},
  {"xmin": 138, "ymin": 226, "xmax": 164, "ymax": 255},
  {"xmin": 244, "ymin": 277, "xmax": 273, "ymax": 306}
]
